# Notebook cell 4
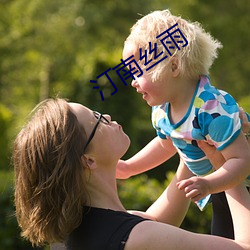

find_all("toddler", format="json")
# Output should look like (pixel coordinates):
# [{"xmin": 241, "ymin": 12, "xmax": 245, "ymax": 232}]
[{"xmin": 117, "ymin": 9, "xmax": 250, "ymax": 238}]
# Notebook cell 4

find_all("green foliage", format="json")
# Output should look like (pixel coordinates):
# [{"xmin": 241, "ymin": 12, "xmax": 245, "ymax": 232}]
[
  {"xmin": 0, "ymin": 104, "xmax": 13, "ymax": 170},
  {"xmin": 239, "ymin": 95, "xmax": 250, "ymax": 113},
  {"xmin": 1, "ymin": 0, "xmax": 249, "ymax": 159},
  {"xmin": 0, "ymin": 0, "xmax": 248, "ymax": 248},
  {"xmin": 183, "ymin": 0, "xmax": 250, "ymax": 100},
  {"xmin": 119, "ymin": 174, "xmax": 163, "ymax": 210}
]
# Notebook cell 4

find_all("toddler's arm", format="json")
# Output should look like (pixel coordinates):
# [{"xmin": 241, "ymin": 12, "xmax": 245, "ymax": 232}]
[
  {"xmin": 116, "ymin": 137, "xmax": 177, "ymax": 179},
  {"xmin": 178, "ymin": 132, "xmax": 250, "ymax": 201}
]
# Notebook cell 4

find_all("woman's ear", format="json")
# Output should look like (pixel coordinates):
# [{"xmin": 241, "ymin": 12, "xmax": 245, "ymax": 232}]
[
  {"xmin": 171, "ymin": 57, "xmax": 180, "ymax": 77},
  {"xmin": 82, "ymin": 155, "xmax": 97, "ymax": 169}
]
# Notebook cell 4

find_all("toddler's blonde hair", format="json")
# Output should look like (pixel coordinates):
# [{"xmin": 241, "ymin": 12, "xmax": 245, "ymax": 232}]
[{"xmin": 125, "ymin": 10, "xmax": 222, "ymax": 81}]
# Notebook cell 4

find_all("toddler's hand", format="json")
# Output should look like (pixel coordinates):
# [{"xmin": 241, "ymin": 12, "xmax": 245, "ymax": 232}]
[
  {"xmin": 177, "ymin": 176, "xmax": 210, "ymax": 202},
  {"xmin": 116, "ymin": 160, "xmax": 131, "ymax": 179}
]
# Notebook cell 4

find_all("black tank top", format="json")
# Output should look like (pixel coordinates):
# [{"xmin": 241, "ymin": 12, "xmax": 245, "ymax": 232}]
[{"xmin": 66, "ymin": 206, "xmax": 148, "ymax": 250}]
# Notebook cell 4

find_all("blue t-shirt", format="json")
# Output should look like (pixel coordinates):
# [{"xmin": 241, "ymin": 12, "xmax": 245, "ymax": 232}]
[{"xmin": 152, "ymin": 75, "xmax": 242, "ymax": 176}]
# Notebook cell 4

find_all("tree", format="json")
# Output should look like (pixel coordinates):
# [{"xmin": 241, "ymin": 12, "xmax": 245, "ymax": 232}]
[{"xmin": 0, "ymin": 1, "xmax": 249, "ymax": 248}]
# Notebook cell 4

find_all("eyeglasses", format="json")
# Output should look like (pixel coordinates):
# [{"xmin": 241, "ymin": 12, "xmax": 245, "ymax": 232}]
[{"xmin": 84, "ymin": 111, "xmax": 110, "ymax": 151}]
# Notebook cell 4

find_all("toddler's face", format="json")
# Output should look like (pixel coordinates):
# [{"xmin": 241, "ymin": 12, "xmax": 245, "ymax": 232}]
[{"xmin": 123, "ymin": 43, "xmax": 172, "ymax": 106}]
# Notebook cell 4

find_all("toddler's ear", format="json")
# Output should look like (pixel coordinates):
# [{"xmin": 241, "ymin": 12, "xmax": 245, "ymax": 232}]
[
  {"xmin": 171, "ymin": 62, "xmax": 177, "ymax": 72},
  {"xmin": 171, "ymin": 57, "xmax": 180, "ymax": 77}
]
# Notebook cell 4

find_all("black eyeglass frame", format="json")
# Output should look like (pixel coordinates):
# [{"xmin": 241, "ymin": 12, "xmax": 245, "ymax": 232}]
[{"xmin": 83, "ymin": 111, "xmax": 109, "ymax": 151}]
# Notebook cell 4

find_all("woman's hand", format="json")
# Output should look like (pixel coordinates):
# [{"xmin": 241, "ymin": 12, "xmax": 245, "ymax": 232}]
[{"xmin": 239, "ymin": 107, "xmax": 250, "ymax": 140}]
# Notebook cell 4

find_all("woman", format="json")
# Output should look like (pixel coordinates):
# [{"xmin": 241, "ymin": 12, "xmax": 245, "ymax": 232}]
[{"xmin": 13, "ymin": 98, "xmax": 250, "ymax": 249}]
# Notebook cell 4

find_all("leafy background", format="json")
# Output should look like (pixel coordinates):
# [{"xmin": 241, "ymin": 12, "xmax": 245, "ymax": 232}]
[{"xmin": 0, "ymin": 0, "xmax": 249, "ymax": 249}]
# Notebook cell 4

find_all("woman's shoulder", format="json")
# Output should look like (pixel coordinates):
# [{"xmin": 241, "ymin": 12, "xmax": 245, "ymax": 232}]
[{"xmin": 66, "ymin": 206, "xmax": 148, "ymax": 250}]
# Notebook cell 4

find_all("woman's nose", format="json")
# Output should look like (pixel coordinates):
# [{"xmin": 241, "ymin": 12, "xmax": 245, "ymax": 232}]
[{"xmin": 103, "ymin": 114, "xmax": 111, "ymax": 122}]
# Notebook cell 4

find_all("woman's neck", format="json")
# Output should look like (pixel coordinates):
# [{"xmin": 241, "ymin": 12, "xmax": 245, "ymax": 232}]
[{"xmin": 84, "ymin": 165, "xmax": 126, "ymax": 212}]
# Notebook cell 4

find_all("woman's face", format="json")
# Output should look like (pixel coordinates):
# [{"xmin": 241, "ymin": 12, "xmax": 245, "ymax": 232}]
[{"xmin": 68, "ymin": 103, "xmax": 130, "ymax": 160}]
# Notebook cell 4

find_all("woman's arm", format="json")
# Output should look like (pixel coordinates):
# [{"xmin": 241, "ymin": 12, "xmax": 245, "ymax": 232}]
[
  {"xmin": 225, "ymin": 184, "xmax": 250, "ymax": 244},
  {"xmin": 125, "ymin": 183, "xmax": 250, "ymax": 250},
  {"xmin": 129, "ymin": 159, "xmax": 193, "ymax": 226},
  {"xmin": 126, "ymin": 113, "xmax": 250, "ymax": 249},
  {"xmin": 145, "ymin": 159, "xmax": 192, "ymax": 226}
]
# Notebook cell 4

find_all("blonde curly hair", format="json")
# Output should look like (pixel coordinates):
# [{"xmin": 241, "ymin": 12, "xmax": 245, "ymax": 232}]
[
  {"xmin": 124, "ymin": 9, "xmax": 222, "ymax": 81},
  {"xmin": 13, "ymin": 98, "xmax": 88, "ymax": 246}
]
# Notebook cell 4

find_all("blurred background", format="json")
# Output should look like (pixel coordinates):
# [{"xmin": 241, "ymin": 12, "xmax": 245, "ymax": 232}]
[{"xmin": 0, "ymin": 0, "xmax": 249, "ymax": 249}]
